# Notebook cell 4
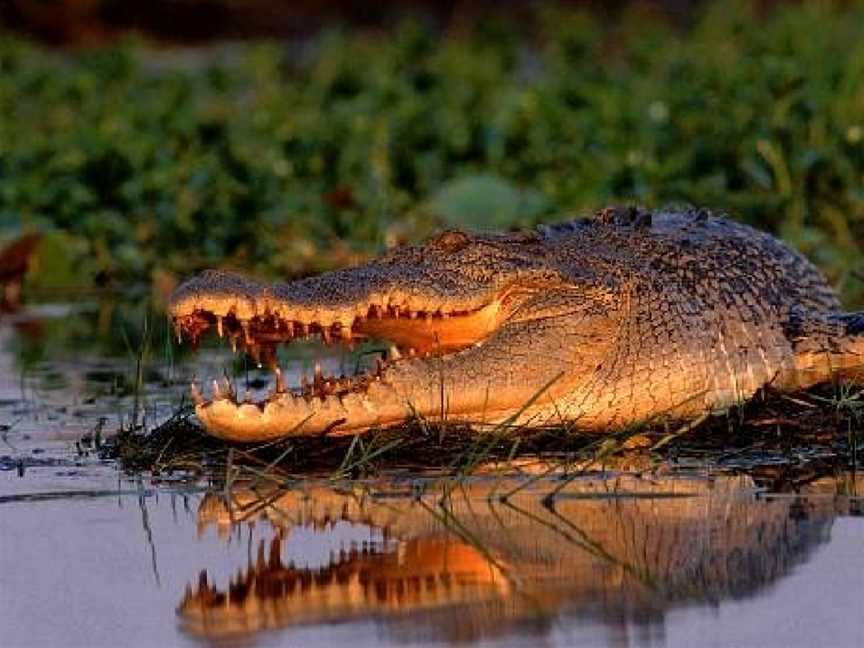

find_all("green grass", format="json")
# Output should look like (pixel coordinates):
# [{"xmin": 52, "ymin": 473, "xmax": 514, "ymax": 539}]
[{"xmin": 2, "ymin": 0, "xmax": 863, "ymax": 306}]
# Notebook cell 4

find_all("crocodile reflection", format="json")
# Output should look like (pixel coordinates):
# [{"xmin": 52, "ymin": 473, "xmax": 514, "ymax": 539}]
[{"xmin": 179, "ymin": 474, "xmax": 852, "ymax": 643}]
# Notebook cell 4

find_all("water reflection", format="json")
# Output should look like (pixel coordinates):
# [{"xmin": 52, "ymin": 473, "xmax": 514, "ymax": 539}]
[{"xmin": 178, "ymin": 474, "xmax": 860, "ymax": 644}]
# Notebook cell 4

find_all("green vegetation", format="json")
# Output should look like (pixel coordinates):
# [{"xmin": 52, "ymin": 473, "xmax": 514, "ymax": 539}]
[{"xmin": 2, "ymin": 0, "xmax": 862, "ymax": 304}]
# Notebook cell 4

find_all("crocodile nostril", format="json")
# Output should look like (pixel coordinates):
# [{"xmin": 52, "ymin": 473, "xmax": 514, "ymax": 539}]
[{"xmin": 430, "ymin": 229, "xmax": 471, "ymax": 253}]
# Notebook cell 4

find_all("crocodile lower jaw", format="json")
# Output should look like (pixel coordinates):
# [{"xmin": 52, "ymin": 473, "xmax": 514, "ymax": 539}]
[{"xmin": 192, "ymin": 380, "xmax": 411, "ymax": 441}]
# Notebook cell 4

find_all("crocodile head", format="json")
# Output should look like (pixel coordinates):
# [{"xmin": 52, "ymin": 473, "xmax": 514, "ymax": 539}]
[{"xmin": 169, "ymin": 228, "xmax": 612, "ymax": 441}]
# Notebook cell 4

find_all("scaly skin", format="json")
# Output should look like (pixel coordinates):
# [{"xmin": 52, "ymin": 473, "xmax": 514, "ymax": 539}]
[{"xmin": 169, "ymin": 206, "xmax": 864, "ymax": 441}]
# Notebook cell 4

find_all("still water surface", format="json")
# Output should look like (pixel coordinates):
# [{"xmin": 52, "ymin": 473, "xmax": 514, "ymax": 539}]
[{"xmin": 1, "ymin": 296, "xmax": 862, "ymax": 648}]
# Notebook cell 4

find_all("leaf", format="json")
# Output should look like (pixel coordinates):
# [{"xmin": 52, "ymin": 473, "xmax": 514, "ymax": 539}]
[
  {"xmin": 22, "ymin": 230, "xmax": 92, "ymax": 290},
  {"xmin": 424, "ymin": 174, "xmax": 550, "ymax": 230}
]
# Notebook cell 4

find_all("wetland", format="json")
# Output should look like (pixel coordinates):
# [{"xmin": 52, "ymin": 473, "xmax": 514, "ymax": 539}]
[
  {"xmin": 1, "ymin": 292, "xmax": 861, "ymax": 647},
  {"xmin": 2, "ymin": 2, "xmax": 864, "ymax": 645}
]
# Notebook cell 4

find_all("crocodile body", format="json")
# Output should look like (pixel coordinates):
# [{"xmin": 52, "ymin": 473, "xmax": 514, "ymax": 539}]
[{"xmin": 170, "ymin": 207, "xmax": 864, "ymax": 441}]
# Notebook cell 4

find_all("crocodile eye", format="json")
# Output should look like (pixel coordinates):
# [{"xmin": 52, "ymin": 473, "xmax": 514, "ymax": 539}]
[{"xmin": 430, "ymin": 229, "xmax": 471, "ymax": 253}]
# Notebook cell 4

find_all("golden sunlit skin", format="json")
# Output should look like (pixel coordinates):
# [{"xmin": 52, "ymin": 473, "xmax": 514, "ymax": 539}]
[{"xmin": 169, "ymin": 206, "xmax": 864, "ymax": 442}]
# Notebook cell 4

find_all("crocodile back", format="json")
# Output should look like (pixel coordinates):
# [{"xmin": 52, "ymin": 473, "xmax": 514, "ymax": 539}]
[{"xmin": 544, "ymin": 208, "xmax": 839, "ymax": 421}]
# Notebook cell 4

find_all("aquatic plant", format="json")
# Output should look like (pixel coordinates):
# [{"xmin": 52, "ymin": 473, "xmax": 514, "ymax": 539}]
[{"xmin": 0, "ymin": 0, "xmax": 861, "ymax": 305}]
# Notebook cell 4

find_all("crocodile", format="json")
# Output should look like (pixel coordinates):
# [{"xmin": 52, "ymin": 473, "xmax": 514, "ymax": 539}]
[{"xmin": 169, "ymin": 206, "xmax": 864, "ymax": 442}]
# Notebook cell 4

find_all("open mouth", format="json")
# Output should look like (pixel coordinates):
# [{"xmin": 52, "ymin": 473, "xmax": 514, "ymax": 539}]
[{"xmin": 171, "ymin": 299, "xmax": 504, "ymax": 411}]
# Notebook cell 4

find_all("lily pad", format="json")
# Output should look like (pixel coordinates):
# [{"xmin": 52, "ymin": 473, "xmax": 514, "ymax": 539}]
[{"xmin": 424, "ymin": 174, "xmax": 550, "ymax": 230}]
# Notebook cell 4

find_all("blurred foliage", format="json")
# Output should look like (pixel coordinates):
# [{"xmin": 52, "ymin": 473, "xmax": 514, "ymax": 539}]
[{"xmin": 1, "ymin": 0, "xmax": 862, "ymax": 305}]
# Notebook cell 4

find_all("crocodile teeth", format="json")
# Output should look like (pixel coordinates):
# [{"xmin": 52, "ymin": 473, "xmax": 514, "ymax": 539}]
[
  {"xmin": 248, "ymin": 345, "xmax": 261, "ymax": 364},
  {"xmin": 191, "ymin": 381, "xmax": 204, "ymax": 405},
  {"xmin": 172, "ymin": 295, "xmax": 495, "ymax": 415},
  {"xmin": 274, "ymin": 366, "xmax": 286, "ymax": 394}
]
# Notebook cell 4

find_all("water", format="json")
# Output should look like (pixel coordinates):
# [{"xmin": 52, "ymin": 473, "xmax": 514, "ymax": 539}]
[{"xmin": 1, "ymin": 295, "xmax": 862, "ymax": 648}]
